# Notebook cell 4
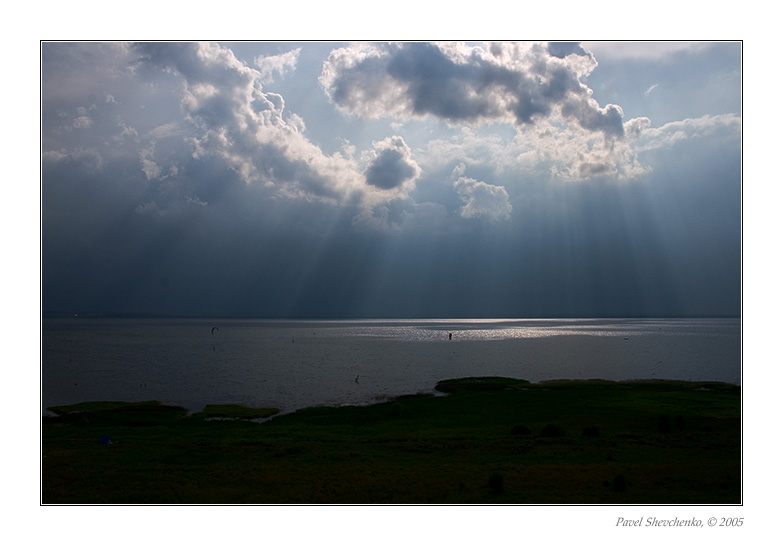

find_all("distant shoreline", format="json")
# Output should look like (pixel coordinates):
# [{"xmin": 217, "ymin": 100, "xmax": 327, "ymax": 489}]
[{"xmin": 42, "ymin": 312, "xmax": 742, "ymax": 320}]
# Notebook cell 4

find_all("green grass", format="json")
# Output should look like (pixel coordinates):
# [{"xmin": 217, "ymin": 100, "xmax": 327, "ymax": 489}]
[
  {"xmin": 435, "ymin": 376, "xmax": 532, "ymax": 392},
  {"xmin": 42, "ymin": 378, "xmax": 741, "ymax": 504}
]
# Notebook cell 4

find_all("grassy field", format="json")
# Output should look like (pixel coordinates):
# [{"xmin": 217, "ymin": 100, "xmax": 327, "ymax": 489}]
[{"xmin": 41, "ymin": 377, "xmax": 741, "ymax": 504}]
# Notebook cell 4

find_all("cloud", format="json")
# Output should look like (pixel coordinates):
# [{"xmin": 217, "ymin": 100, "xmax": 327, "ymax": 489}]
[
  {"xmin": 421, "ymin": 119, "xmax": 649, "ymax": 183},
  {"xmin": 71, "ymin": 107, "xmax": 93, "ymax": 129},
  {"xmin": 319, "ymin": 41, "xmax": 655, "ymax": 183},
  {"xmin": 42, "ymin": 42, "xmax": 426, "ymax": 232},
  {"xmin": 254, "ymin": 48, "xmax": 301, "ymax": 83},
  {"xmin": 41, "ymin": 41, "xmax": 739, "ymax": 231},
  {"xmin": 547, "ymin": 42, "xmax": 591, "ymax": 59},
  {"xmin": 41, "ymin": 146, "xmax": 104, "ymax": 173},
  {"xmin": 320, "ymin": 41, "xmax": 625, "ymax": 140},
  {"xmin": 364, "ymin": 136, "xmax": 420, "ymax": 194},
  {"xmin": 139, "ymin": 142, "xmax": 161, "ymax": 180},
  {"xmin": 419, "ymin": 110, "xmax": 737, "ymax": 184},
  {"xmin": 451, "ymin": 164, "xmax": 512, "ymax": 221},
  {"xmin": 134, "ymin": 42, "xmax": 369, "ymax": 206},
  {"xmin": 633, "ymin": 113, "xmax": 741, "ymax": 151}
]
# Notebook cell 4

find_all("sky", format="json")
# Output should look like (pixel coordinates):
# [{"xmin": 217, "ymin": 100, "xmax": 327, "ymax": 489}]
[{"xmin": 41, "ymin": 41, "xmax": 742, "ymax": 318}]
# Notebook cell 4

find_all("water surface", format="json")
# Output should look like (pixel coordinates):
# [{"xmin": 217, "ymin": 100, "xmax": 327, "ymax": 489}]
[{"xmin": 41, "ymin": 318, "xmax": 741, "ymax": 414}]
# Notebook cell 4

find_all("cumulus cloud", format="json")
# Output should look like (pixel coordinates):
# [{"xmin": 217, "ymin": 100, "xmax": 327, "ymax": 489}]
[
  {"xmin": 422, "ymin": 119, "xmax": 649, "ymax": 183},
  {"xmin": 363, "ymin": 136, "xmax": 420, "ymax": 194},
  {"xmin": 41, "ymin": 41, "xmax": 740, "ymax": 240},
  {"xmin": 41, "ymin": 42, "xmax": 437, "ymax": 234},
  {"xmin": 318, "ymin": 41, "xmax": 659, "ymax": 182},
  {"xmin": 451, "ymin": 164, "xmax": 512, "ymax": 221},
  {"xmin": 254, "ymin": 48, "xmax": 301, "ymax": 83},
  {"xmin": 320, "ymin": 41, "xmax": 626, "ymax": 140},
  {"xmin": 134, "ymin": 42, "xmax": 369, "ymax": 206}
]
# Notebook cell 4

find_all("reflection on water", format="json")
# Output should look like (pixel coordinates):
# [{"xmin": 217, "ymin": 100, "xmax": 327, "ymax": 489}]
[
  {"xmin": 285, "ymin": 318, "xmax": 738, "ymax": 341},
  {"xmin": 42, "ymin": 318, "xmax": 741, "ymax": 415}
]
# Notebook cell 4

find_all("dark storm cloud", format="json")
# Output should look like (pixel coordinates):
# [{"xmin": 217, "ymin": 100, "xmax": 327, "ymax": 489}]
[{"xmin": 320, "ymin": 41, "xmax": 626, "ymax": 139}]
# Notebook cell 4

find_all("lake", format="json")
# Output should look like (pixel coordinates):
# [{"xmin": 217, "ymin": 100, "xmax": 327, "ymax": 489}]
[{"xmin": 41, "ymin": 317, "xmax": 741, "ymax": 415}]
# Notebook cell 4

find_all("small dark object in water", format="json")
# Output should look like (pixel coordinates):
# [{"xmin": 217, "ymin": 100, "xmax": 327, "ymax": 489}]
[
  {"xmin": 355, "ymin": 375, "xmax": 360, "ymax": 383},
  {"xmin": 99, "ymin": 436, "xmax": 111, "ymax": 444}
]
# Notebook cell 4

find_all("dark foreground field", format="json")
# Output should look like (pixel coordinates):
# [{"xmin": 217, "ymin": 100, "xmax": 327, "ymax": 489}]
[{"xmin": 42, "ymin": 377, "xmax": 741, "ymax": 504}]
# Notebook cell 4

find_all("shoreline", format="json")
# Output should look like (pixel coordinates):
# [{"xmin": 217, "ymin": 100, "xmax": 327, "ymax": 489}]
[{"xmin": 43, "ymin": 375, "xmax": 741, "ymax": 419}]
